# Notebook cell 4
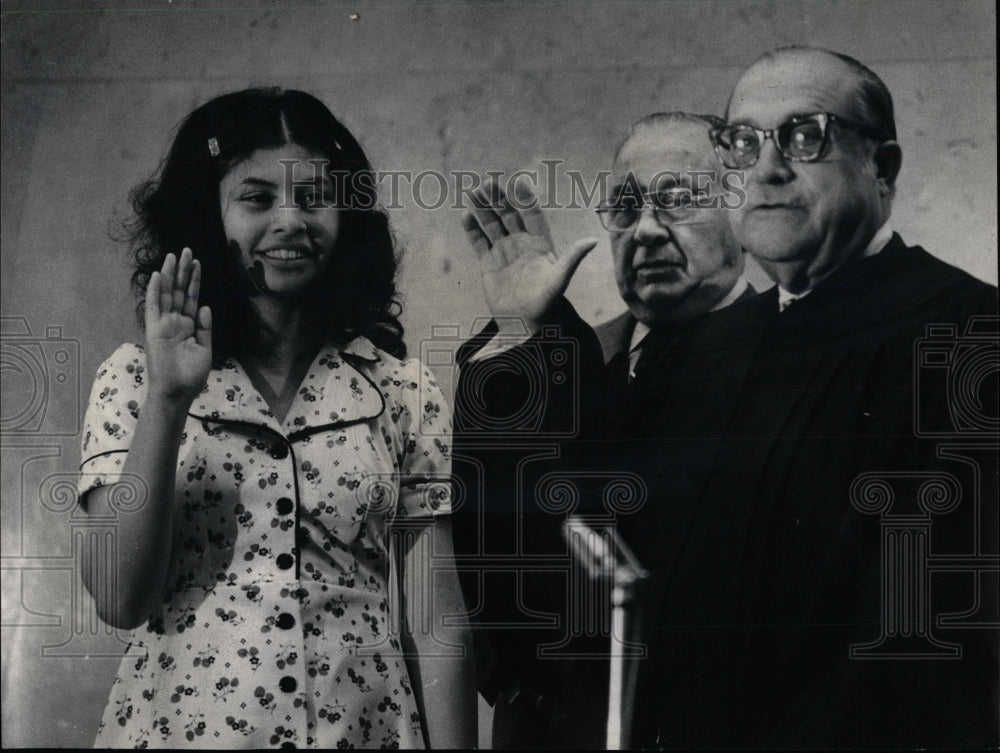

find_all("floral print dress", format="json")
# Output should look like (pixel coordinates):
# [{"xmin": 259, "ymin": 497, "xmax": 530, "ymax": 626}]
[{"xmin": 77, "ymin": 337, "xmax": 453, "ymax": 749}]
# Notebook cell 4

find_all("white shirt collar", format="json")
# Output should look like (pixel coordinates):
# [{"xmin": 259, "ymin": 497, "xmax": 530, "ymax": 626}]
[
  {"xmin": 777, "ymin": 223, "xmax": 894, "ymax": 309},
  {"xmin": 861, "ymin": 222, "xmax": 895, "ymax": 259},
  {"xmin": 630, "ymin": 319, "xmax": 650, "ymax": 353},
  {"xmin": 711, "ymin": 275, "xmax": 750, "ymax": 312}
]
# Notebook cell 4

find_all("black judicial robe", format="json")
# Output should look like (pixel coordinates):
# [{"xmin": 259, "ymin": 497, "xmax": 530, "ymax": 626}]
[
  {"xmin": 629, "ymin": 235, "xmax": 998, "ymax": 748},
  {"xmin": 451, "ymin": 302, "xmax": 614, "ymax": 748},
  {"xmin": 450, "ymin": 295, "xmax": 751, "ymax": 748},
  {"xmin": 453, "ymin": 235, "xmax": 998, "ymax": 748}
]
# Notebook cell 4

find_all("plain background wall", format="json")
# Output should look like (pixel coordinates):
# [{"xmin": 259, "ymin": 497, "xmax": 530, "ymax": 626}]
[{"xmin": 1, "ymin": 0, "xmax": 996, "ymax": 747}]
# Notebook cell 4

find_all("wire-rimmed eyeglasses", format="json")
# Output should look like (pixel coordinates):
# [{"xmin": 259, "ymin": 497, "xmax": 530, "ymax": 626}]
[{"xmin": 595, "ymin": 187, "xmax": 719, "ymax": 233}]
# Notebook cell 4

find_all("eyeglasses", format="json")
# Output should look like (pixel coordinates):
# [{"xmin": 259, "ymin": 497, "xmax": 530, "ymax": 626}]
[
  {"xmin": 710, "ymin": 112, "xmax": 884, "ymax": 169},
  {"xmin": 595, "ymin": 187, "xmax": 716, "ymax": 233}
]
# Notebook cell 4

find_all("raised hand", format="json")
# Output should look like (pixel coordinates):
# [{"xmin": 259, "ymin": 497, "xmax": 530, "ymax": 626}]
[
  {"xmin": 463, "ymin": 178, "xmax": 597, "ymax": 333},
  {"xmin": 143, "ymin": 248, "xmax": 213, "ymax": 404}
]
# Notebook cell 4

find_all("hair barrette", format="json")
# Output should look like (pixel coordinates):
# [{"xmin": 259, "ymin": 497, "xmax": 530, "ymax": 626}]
[{"xmin": 207, "ymin": 137, "xmax": 220, "ymax": 157}]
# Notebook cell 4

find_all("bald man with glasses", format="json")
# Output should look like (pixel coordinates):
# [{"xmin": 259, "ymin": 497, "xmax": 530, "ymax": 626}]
[
  {"xmin": 454, "ymin": 49, "xmax": 997, "ymax": 746},
  {"xmin": 624, "ymin": 47, "xmax": 999, "ymax": 748}
]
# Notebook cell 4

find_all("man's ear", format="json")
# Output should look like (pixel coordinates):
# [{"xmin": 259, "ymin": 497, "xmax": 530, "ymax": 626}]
[{"xmin": 873, "ymin": 141, "xmax": 902, "ymax": 195}]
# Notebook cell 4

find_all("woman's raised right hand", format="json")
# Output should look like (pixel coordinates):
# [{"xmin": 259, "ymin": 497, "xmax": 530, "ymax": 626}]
[{"xmin": 144, "ymin": 248, "xmax": 213, "ymax": 404}]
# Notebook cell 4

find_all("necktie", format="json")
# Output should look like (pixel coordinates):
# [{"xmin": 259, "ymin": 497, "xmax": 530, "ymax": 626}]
[
  {"xmin": 606, "ymin": 351, "xmax": 630, "ymax": 390},
  {"xmin": 628, "ymin": 345, "xmax": 643, "ymax": 383},
  {"xmin": 632, "ymin": 328, "xmax": 672, "ymax": 383}
]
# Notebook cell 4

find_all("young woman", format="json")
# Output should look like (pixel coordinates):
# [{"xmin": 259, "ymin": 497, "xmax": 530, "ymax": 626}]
[{"xmin": 77, "ymin": 88, "xmax": 474, "ymax": 749}]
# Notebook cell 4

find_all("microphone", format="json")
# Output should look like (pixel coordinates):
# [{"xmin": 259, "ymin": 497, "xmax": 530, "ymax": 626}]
[
  {"xmin": 563, "ymin": 516, "xmax": 648, "ymax": 750},
  {"xmin": 563, "ymin": 516, "xmax": 648, "ymax": 596}
]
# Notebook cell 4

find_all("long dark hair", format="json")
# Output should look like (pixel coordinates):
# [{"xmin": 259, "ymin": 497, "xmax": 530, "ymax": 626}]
[{"xmin": 125, "ymin": 87, "xmax": 406, "ymax": 362}]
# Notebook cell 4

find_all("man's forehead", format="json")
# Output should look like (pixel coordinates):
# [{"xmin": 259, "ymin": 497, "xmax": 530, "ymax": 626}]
[
  {"xmin": 728, "ymin": 50, "xmax": 861, "ymax": 126},
  {"xmin": 612, "ymin": 125, "xmax": 716, "ymax": 185}
]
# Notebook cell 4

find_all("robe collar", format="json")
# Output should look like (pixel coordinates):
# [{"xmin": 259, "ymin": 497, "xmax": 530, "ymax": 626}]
[{"xmin": 188, "ymin": 336, "xmax": 385, "ymax": 437}]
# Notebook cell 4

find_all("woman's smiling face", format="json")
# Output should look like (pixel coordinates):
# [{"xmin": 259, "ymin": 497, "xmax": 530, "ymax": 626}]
[{"xmin": 219, "ymin": 143, "xmax": 340, "ymax": 297}]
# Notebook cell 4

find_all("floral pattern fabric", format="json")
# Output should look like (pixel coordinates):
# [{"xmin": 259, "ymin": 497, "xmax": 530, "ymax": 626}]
[{"xmin": 77, "ymin": 337, "xmax": 452, "ymax": 749}]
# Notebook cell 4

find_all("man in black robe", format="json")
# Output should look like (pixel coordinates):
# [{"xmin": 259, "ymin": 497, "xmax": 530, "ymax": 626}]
[
  {"xmin": 456, "ymin": 47, "xmax": 998, "ymax": 748},
  {"xmin": 451, "ymin": 113, "xmax": 753, "ymax": 748},
  {"xmin": 627, "ymin": 46, "xmax": 998, "ymax": 748}
]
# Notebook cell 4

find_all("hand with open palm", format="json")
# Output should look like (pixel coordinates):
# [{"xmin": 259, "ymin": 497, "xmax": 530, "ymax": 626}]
[
  {"xmin": 143, "ymin": 247, "xmax": 213, "ymax": 406},
  {"xmin": 463, "ymin": 178, "xmax": 597, "ymax": 334}
]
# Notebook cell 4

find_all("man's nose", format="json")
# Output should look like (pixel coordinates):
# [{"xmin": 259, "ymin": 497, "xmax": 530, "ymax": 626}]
[
  {"xmin": 751, "ymin": 137, "xmax": 795, "ymax": 185},
  {"xmin": 633, "ymin": 207, "xmax": 672, "ymax": 245}
]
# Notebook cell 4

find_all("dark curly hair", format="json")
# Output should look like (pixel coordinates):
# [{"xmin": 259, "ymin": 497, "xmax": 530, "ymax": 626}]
[{"xmin": 125, "ymin": 87, "xmax": 406, "ymax": 362}]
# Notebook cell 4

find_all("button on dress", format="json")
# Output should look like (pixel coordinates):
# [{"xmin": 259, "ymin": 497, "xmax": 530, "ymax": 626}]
[{"xmin": 77, "ymin": 337, "xmax": 453, "ymax": 748}]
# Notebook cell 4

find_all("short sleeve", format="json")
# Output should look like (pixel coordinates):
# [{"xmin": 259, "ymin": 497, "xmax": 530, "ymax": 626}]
[
  {"xmin": 77, "ymin": 343, "xmax": 149, "ymax": 502},
  {"xmin": 393, "ymin": 357, "xmax": 453, "ymax": 519}
]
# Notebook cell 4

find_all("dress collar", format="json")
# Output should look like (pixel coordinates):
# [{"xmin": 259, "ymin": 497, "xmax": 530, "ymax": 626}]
[{"xmin": 188, "ymin": 336, "xmax": 385, "ymax": 435}]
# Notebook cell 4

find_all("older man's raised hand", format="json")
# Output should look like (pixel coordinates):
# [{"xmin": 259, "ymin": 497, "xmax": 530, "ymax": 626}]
[{"xmin": 463, "ymin": 177, "xmax": 597, "ymax": 334}]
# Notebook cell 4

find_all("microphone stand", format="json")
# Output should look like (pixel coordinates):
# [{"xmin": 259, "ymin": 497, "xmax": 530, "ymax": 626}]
[{"xmin": 563, "ymin": 516, "xmax": 649, "ymax": 750}]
